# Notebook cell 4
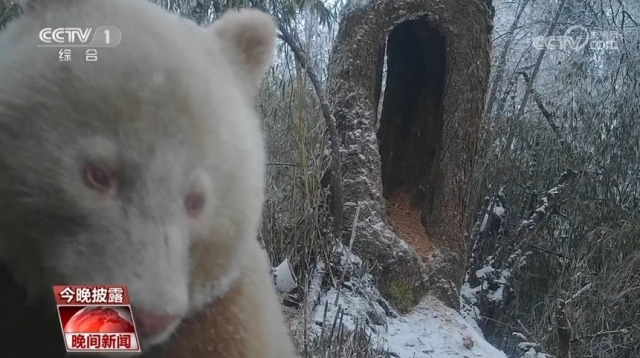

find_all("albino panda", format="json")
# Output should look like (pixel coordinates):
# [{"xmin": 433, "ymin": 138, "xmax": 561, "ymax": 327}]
[{"xmin": 0, "ymin": 0, "xmax": 296, "ymax": 357}]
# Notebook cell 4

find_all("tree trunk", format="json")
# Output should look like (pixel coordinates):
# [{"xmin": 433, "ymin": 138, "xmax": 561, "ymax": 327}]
[{"xmin": 327, "ymin": 0, "xmax": 492, "ymax": 310}]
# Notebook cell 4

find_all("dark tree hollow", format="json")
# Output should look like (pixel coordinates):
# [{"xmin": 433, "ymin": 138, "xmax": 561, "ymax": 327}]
[{"xmin": 377, "ymin": 18, "xmax": 447, "ymax": 227}]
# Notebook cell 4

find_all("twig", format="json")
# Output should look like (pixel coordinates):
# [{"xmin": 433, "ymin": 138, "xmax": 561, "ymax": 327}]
[
  {"xmin": 517, "ymin": 319, "xmax": 544, "ymax": 349},
  {"xmin": 347, "ymin": 203, "xmax": 360, "ymax": 254},
  {"xmin": 568, "ymin": 283, "xmax": 592, "ymax": 303},
  {"xmin": 590, "ymin": 328, "xmax": 630, "ymax": 338},
  {"xmin": 506, "ymin": 0, "xmax": 568, "ymax": 150},
  {"xmin": 299, "ymin": 259, "xmax": 326, "ymax": 355},
  {"xmin": 527, "ymin": 243, "xmax": 566, "ymax": 259},
  {"xmin": 517, "ymin": 70, "xmax": 570, "ymax": 153},
  {"xmin": 334, "ymin": 202, "xmax": 360, "ymax": 306},
  {"xmin": 267, "ymin": 162, "xmax": 298, "ymax": 167},
  {"xmin": 485, "ymin": 0, "xmax": 532, "ymax": 119}
]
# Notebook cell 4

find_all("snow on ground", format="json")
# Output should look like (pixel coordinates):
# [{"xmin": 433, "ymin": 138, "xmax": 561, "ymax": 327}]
[
  {"xmin": 460, "ymin": 281, "xmax": 483, "ymax": 334},
  {"xmin": 313, "ymin": 287, "xmax": 506, "ymax": 358},
  {"xmin": 311, "ymin": 245, "xmax": 507, "ymax": 358}
]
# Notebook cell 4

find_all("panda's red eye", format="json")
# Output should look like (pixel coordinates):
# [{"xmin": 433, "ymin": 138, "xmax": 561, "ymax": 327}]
[
  {"xmin": 185, "ymin": 192, "xmax": 205, "ymax": 217},
  {"xmin": 84, "ymin": 164, "xmax": 113, "ymax": 191}
]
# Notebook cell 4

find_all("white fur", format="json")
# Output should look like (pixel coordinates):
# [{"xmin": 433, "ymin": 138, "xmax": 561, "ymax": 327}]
[
  {"xmin": 190, "ymin": 265, "xmax": 242, "ymax": 311},
  {"xmin": 0, "ymin": 0, "xmax": 280, "ymax": 354}
]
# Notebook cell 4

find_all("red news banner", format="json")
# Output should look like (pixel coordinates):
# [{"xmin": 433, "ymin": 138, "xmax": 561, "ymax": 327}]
[{"xmin": 52, "ymin": 285, "xmax": 141, "ymax": 353}]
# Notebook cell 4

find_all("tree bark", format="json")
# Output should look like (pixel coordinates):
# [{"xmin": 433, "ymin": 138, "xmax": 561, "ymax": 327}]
[
  {"xmin": 327, "ymin": 0, "xmax": 492, "ymax": 310},
  {"xmin": 555, "ymin": 299, "xmax": 571, "ymax": 358}
]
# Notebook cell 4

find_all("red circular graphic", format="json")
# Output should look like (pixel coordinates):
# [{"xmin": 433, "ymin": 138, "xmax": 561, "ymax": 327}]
[{"xmin": 64, "ymin": 306, "xmax": 135, "ymax": 333}]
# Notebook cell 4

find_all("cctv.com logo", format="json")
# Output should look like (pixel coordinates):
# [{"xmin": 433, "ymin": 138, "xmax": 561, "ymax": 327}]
[
  {"xmin": 533, "ymin": 25, "xmax": 622, "ymax": 52},
  {"xmin": 37, "ymin": 26, "xmax": 122, "ymax": 47}
]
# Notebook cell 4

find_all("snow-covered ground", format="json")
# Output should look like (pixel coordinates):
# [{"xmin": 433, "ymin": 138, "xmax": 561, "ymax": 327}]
[
  {"xmin": 310, "ymin": 245, "xmax": 507, "ymax": 358},
  {"xmin": 313, "ymin": 288, "xmax": 506, "ymax": 358}
]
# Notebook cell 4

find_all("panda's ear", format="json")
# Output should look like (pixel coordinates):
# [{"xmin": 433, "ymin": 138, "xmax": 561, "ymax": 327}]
[{"xmin": 209, "ymin": 8, "xmax": 277, "ymax": 96}]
